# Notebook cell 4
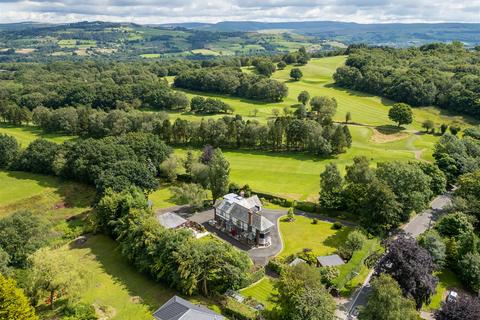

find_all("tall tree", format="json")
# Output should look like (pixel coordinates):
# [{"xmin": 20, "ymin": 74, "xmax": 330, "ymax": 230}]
[
  {"xmin": 359, "ymin": 274, "xmax": 418, "ymax": 320},
  {"xmin": 0, "ymin": 211, "xmax": 50, "ymax": 268},
  {"xmin": 319, "ymin": 163, "xmax": 344, "ymax": 209},
  {"xmin": 0, "ymin": 134, "xmax": 19, "ymax": 169},
  {"xmin": 388, "ymin": 103, "xmax": 413, "ymax": 128},
  {"xmin": 208, "ymin": 148, "xmax": 230, "ymax": 203},
  {"xmin": 28, "ymin": 247, "xmax": 85, "ymax": 309},
  {"xmin": 275, "ymin": 263, "xmax": 336, "ymax": 320},
  {"xmin": 290, "ymin": 68, "xmax": 303, "ymax": 81},
  {"xmin": 376, "ymin": 235, "xmax": 438, "ymax": 309},
  {"xmin": 0, "ymin": 274, "xmax": 38, "ymax": 320},
  {"xmin": 297, "ymin": 91, "xmax": 310, "ymax": 105}
]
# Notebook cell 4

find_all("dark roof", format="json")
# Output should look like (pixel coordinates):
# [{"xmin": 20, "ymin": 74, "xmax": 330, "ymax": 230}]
[
  {"xmin": 316, "ymin": 254, "xmax": 345, "ymax": 267},
  {"xmin": 215, "ymin": 193, "xmax": 273, "ymax": 232},
  {"xmin": 153, "ymin": 295, "xmax": 224, "ymax": 320}
]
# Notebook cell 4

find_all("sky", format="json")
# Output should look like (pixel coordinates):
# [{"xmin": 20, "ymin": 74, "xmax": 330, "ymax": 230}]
[{"xmin": 0, "ymin": 0, "xmax": 478, "ymax": 24}]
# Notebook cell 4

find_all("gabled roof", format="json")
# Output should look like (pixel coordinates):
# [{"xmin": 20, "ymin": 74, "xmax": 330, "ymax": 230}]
[
  {"xmin": 153, "ymin": 295, "xmax": 224, "ymax": 320},
  {"xmin": 316, "ymin": 254, "xmax": 345, "ymax": 267},
  {"xmin": 157, "ymin": 212, "xmax": 187, "ymax": 229},
  {"xmin": 215, "ymin": 194, "xmax": 273, "ymax": 232},
  {"xmin": 289, "ymin": 257, "xmax": 306, "ymax": 267}
]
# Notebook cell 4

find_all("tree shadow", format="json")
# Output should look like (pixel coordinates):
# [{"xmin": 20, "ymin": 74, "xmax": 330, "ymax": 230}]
[
  {"xmin": 69, "ymin": 235, "xmax": 176, "ymax": 312},
  {"xmin": 323, "ymin": 227, "xmax": 351, "ymax": 249},
  {"xmin": 3, "ymin": 170, "xmax": 95, "ymax": 208},
  {"xmin": 374, "ymin": 125, "xmax": 403, "ymax": 135}
]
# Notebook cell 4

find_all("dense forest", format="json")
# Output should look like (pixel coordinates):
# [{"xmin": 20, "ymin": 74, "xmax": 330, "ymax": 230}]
[
  {"xmin": 174, "ymin": 67, "xmax": 288, "ymax": 102},
  {"xmin": 0, "ymin": 60, "xmax": 195, "ymax": 111},
  {"xmin": 333, "ymin": 43, "xmax": 480, "ymax": 118}
]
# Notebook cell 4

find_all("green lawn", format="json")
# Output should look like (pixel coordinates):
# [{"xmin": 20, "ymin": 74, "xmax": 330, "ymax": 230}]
[
  {"xmin": 167, "ymin": 56, "xmax": 476, "ymax": 130},
  {"xmin": 334, "ymin": 238, "xmax": 382, "ymax": 296},
  {"xmin": 240, "ymin": 277, "xmax": 277, "ymax": 310},
  {"xmin": 148, "ymin": 183, "xmax": 177, "ymax": 210},
  {"xmin": 0, "ymin": 170, "xmax": 94, "ymax": 219},
  {"xmin": 165, "ymin": 56, "xmax": 476, "ymax": 200},
  {"xmin": 39, "ymin": 235, "xmax": 176, "ymax": 320},
  {"xmin": 0, "ymin": 123, "xmax": 73, "ymax": 146},
  {"xmin": 175, "ymin": 125, "xmax": 419, "ymax": 201},
  {"xmin": 423, "ymin": 269, "xmax": 463, "ymax": 311},
  {"xmin": 279, "ymin": 215, "xmax": 351, "ymax": 257}
]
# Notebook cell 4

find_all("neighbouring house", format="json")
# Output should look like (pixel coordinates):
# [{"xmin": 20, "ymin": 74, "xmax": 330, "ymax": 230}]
[
  {"xmin": 289, "ymin": 257, "xmax": 307, "ymax": 267},
  {"xmin": 316, "ymin": 254, "xmax": 345, "ymax": 267},
  {"xmin": 153, "ymin": 295, "xmax": 224, "ymax": 320},
  {"xmin": 213, "ymin": 193, "xmax": 274, "ymax": 246},
  {"xmin": 157, "ymin": 212, "xmax": 188, "ymax": 229}
]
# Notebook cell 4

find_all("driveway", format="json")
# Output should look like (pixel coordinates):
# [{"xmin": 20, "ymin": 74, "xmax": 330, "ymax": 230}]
[
  {"xmin": 403, "ymin": 192, "xmax": 452, "ymax": 238},
  {"xmin": 341, "ymin": 191, "xmax": 453, "ymax": 319},
  {"xmin": 188, "ymin": 208, "xmax": 286, "ymax": 265}
]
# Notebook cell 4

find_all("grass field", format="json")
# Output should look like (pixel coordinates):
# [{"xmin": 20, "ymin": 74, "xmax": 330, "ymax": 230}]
[
  {"xmin": 39, "ymin": 235, "xmax": 175, "ymax": 320},
  {"xmin": 191, "ymin": 49, "xmax": 221, "ymax": 56},
  {"xmin": 58, "ymin": 39, "xmax": 97, "ymax": 48},
  {"xmin": 279, "ymin": 215, "xmax": 350, "ymax": 258},
  {"xmin": 423, "ymin": 269, "xmax": 463, "ymax": 311},
  {"xmin": 148, "ymin": 183, "xmax": 177, "ymax": 210},
  {"xmin": 175, "ymin": 123, "xmax": 421, "ymax": 200},
  {"xmin": 0, "ymin": 123, "xmax": 73, "ymax": 146},
  {"xmin": 164, "ymin": 56, "xmax": 476, "ymax": 200},
  {"xmin": 0, "ymin": 170, "xmax": 94, "ymax": 219},
  {"xmin": 240, "ymin": 277, "xmax": 277, "ymax": 310},
  {"xmin": 167, "ymin": 56, "xmax": 476, "ymax": 130}
]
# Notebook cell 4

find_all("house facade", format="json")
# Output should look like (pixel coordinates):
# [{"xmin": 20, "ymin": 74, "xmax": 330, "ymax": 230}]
[{"xmin": 213, "ymin": 193, "xmax": 274, "ymax": 247}]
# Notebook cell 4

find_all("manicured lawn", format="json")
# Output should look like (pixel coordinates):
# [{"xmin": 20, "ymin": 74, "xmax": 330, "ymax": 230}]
[
  {"xmin": 175, "ymin": 125, "xmax": 419, "ymax": 201},
  {"xmin": 423, "ymin": 269, "xmax": 463, "ymax": 311},
  {"xmin": 167, "ymin": 56, "xmax": 476, "ymax": 130},
  {"xmin": 148, "ymin": 184, "xmax": 178, "ymax": 210},
  {"xmin": 0, "ymin": 170, "xmax": 94, "ymax": 219},
  {"xmin": 279, "ymin": 215, "xmax": 351, "ymax": 258},
  {"xmin": 0, "ymin": 123, "xmax": 74, "ymax": 146},
  {"xmin": 240, "ymin": 277, "xmax": 277, "ymax": 310}
]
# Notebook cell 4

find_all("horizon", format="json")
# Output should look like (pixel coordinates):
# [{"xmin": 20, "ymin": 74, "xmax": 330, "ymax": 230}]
[
  {"xmin": 2, "ymin": 19, "xmax": 479, "ymax": 26},
  {"xmin": 0, "ymin": 0, "xmax": 478, "ymax": 24}
]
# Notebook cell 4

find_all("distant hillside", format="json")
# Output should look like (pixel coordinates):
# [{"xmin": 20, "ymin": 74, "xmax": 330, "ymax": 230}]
[
  {"xmin": 0, "ymin": 21, "xmax": 341, "ymax": 61},
  {"xmin": 161, "ymin": 21, "xmax": 480, "ymax": 47}
]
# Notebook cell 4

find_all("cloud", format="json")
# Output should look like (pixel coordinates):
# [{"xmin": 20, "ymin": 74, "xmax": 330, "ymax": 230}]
[{"xmin": 0, "ymin": 0, "xmax": 477, "ymax": 23}]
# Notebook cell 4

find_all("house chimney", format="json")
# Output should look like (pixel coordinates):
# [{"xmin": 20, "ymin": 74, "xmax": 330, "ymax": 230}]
[
  {"xmin": 248, "ymin": 210, "xmax": 253, "ymax": 226},
  {"xmin": 240, "ymin": 191, "xmax": 245, "ymax": 198}
]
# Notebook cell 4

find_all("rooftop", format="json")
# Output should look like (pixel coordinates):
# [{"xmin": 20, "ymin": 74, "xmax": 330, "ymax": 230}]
[
  {"xmin": 289, "ymin": 257, "xmax": 307, "ymax": 267},
  {"xmin": 153, "ymin": 295, "xmax": 224, "ymax": 320},
  {"xmin": 215, "ymin": 193, "xmax": 274, "ymax": 232},
  {"xmin": 316, "ymin": 254, "xmax": 345, "ymax": 267},
  {"xmin": 157, "ymin": 212, "xmax": 188, "ymax": 229}
]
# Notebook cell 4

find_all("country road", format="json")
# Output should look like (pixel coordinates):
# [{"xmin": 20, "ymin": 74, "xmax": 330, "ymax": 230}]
[{"xmin": 339, "ymin": 191, "xmax": 453, "ymax": 319}]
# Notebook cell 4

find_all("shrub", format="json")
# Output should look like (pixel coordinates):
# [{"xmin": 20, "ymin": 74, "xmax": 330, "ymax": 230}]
[
  {"xmin": 267, "ymin": 258, "xmax": 284, "ymax": 275},
  {"xmin": 221, "ymin": 297, "xmax": 258, "ymax": 320},
  {"xmin": 332, "ymin": 222, "xmax": 343, "ymax": 230}
]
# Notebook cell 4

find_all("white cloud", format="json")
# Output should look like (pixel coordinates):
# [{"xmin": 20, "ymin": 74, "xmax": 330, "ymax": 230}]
[{"xmin": 0, "ymin": 0, "xmax": 477, "ymax": 23}]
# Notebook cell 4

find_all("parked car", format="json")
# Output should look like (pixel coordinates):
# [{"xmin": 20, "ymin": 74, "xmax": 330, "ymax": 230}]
[{"xmin": 446, "ymin": 290, "xmax": 458, "ymax": 303}]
